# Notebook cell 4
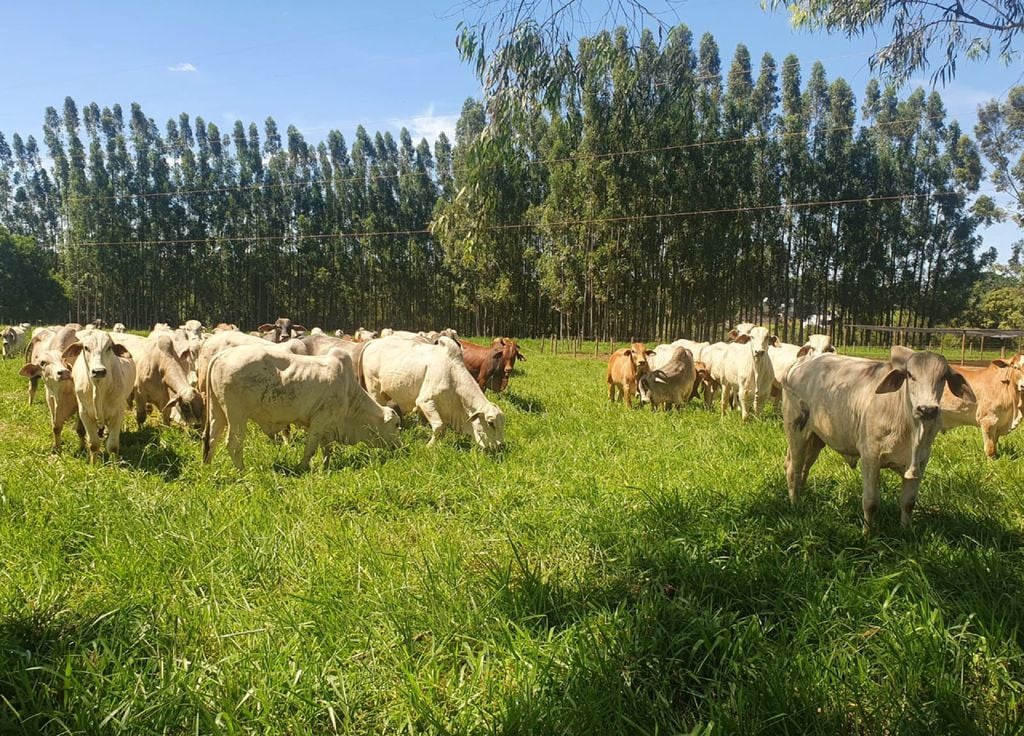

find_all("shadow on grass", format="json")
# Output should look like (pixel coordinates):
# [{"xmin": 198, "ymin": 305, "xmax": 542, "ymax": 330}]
[
  {"xmin": 119, "ymin": 425, "xmax": 187, "ymax": 481},
  {"xmin": 501, "ymin": 390, "xmax": 546, "ymax": 414}
]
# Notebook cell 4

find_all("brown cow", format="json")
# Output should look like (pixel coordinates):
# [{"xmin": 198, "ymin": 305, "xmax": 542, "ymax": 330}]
[
  {"xmin": 488, "ymin": 337, "xmax": 526, "ymax": 392},
  {"xmin": 459, "ymin": 339, "xmax": 504, "ymax": 391},
  {"xmin": 690, "ymin": 361, "xmax": 721, "ymax": 409},
  {"xmin": 941, "ymin": 359, "xmax": 1024, "ymax": 458},
  {"xmin": 606, "ymin": 343, "xmax": 655, "ymax": 409}
]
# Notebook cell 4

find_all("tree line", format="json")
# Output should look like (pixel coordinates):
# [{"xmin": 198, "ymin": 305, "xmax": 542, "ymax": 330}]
[{"xmin": 0, "ymin": 24, "xmax": 1004, "ymax": 341}]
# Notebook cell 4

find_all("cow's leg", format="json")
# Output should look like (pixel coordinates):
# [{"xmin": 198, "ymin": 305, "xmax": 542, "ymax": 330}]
[
  {"xmin": 203, "ymin": 394, "xmax": 228, "ymax": 464},
  {"xmin": 607, "ymin": 380, "xmax": 616, "ymax": 402},
  {"xmin": 801, "ymin": 433, "xmax": 825, "ymax": 487},
  {"xmin": 225, "ymin": 419, "xmax": 246, "ymax": 470},
  {"xmin": 720, "ymin": 384, "xmax": 731, "ymax": 416},
  {"xmin": 417, "ymin": 398, "xmax": 446, "ymax": 446},
  {"xmin": 28, "ymin": 376, "xmax": 39, "ymax": 405},
  {"xmin": 738, "ymin": 388, "xmax": 752, "ymax": 422},
  {"xmin": 860, "ymin": 459, "xmax": 882, "ymax": 530},
  {"xmin": 75, "ymin": 418, "xmax": 85, "ymax": 451},
  {"xmin": 81, "ymin": 413, "xmax": 102, "ymax": 463},
  {"xmin": 105, "ymin": 410, "xmax": 125, "ymax": 457},
  {"xmin": 136, "ymin": 397, "xmax": 148, "ymax": 427},
  {"xmin": 898, "ymin": 475, "xmax": 921, "ymax": 527},
  {"xmin": 979, "ymin": 418, "xmax": 999, "ymax": 458},
  {"xmin": 624, "ymin": 378, "xmax": 636, "ymax": 409},
  {"xmin": 785, "ymin": 433, "xmax": 808, "ymax": 505}
]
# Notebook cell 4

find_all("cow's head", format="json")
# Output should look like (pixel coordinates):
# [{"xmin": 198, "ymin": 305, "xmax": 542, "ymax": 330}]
[
  {"xmin": 469, "ymin": 403, "xmax": 505, "ymax": 450},
  {"xmin": 165, "ymin": 387, "xmax": 205, "ymax": 428},
  {"xmin": 630, "ymin": 342, "xmax": 655, "ymax": 375},
  {"xmin": 20, "ymin": 348, "xmax": 73, "ymax": 384},
  {"xmin": 492, "ymin": 338, "xmax": 526, "ymax": 391},
  {"xmin": 62, "ymin": 331, "xmax": 131, "ymax": 382},
  {"xmin": 875, "ymin": 346, "xmax": 975, "ymax": 421},
  {"xmin": 1, "ymin": 328, "xmax": 16, "ymax": 357},
  {"xmin": 735, "ymin": 326, "xmax": 774, "ymax": 358}
]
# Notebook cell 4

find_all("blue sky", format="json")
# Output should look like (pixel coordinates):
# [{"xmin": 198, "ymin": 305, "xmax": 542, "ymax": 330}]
[{"xmin": 3, "ymin": 0, "xmax": 1020, "ymax": 259}]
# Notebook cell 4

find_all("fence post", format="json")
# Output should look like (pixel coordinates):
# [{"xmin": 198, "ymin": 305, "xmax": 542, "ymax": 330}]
[{"xmin": 960, "ymin": 331, "xmax": 966, "ymax": 365}]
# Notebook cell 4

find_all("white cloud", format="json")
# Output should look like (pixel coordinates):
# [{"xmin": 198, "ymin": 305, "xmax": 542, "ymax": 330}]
[
  {"xmin": 389, "ymin": 104, "xmax": 458, "ymax": 143},
  {"xmin": 168, "ymin": 62, "xmax": 198, "ymax": 73}
]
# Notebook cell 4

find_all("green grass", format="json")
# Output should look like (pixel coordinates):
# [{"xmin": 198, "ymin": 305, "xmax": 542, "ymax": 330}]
[{"xmin": 1, "ymin": 340, "xmax": 1024, "ymax": 734}]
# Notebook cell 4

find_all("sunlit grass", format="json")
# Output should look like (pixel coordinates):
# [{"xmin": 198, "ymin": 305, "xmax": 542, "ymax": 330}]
[{"xmin": 1, "ymin": 340, "xmax": 1022, "ymax": 734}]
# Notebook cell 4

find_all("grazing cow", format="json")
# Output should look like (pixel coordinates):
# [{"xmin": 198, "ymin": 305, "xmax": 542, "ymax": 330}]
[
  {"xmin": 691, "ymin": 361, "xmax": 721, "ymax": 409},
  {"xmin": 940, "ymin": 359, "xmax": 1024, "ymax": 458},
  {"xmin": 62, "ymin": 330, "xmax": 136, "ymax": 462},
  {"xmin": 639, "ymin": 345, "xmax": 696, "ymax": 410},
  {"xmin": 310, "ymin": 327, "xmax": 324, "ymax": 336},
  {"xmin": 213, "ymin": 322, "xmax": 239, "ymax": 333},
  {"xmin": 203, "ymin": 346, "xmax": 400, "ymax": 470},
  {"xmin": 23, "ymin": 327, "xmax": 55, "ymax": 403},
  {"xmin": 112, "ymin": 322, "xmax": 127, "ymax": 333},
  {"xmin": 258, "ymin": 317, "xmax": 307, "ymax": 343},
  {"xmin": 384, "ymin": 330, "xmax": 431, "ymax": 342},
  {"xmin": 606, "ymin": 343, "xmax": 656, "ymax": 409},
  {"xmin": 2, "ymin": 325, "xmax": 28, "ymax": 359},
  {"xmin": 134, "ymin": 333, "xmax": 205, "ymax": 428},
  {"xmin": 459, "ymin": 339, "xmax": 505, "ymax": 391},
  {"xmin": 768, "ymin": 333, "xmax": 836, "ymax": 393},
  {"xmin": 783, "ymin": 346, "xmax": 975, "ymax": 528},
  {"xmin": 19, "ymin": 327, "xmax": 84, "ymax": 451},
  {"xmin": 361, "ymin": 336, "xmax": 505, "ymax": 449},
  {"xmin": 152, "ymin": 322, "xmax": 172, "ymax": 333},
  {"xmin": 712, "ymin": 326, "xmax": 776, "ymax": 421},
  {"xmin": 353, "ymin": 327, "xmax": 378, "ymax": 342},
  {"xmin": 195, "ymin": 331, "xmax": 307, "ymax": 396}
]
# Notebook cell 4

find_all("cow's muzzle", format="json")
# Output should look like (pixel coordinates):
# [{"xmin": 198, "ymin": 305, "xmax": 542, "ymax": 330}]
[
  {"xmin": 914, "ymin": 404, "xmax": 939, "ymax": 421},
  {"xmin": 90, "ymin": 367, "xmax": 107, "ymax": 378}
]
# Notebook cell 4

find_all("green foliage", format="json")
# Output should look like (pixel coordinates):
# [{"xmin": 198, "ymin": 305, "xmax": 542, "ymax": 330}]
[
  {"xmin": 2, "ymin": 346, "xmax": 1024, "ymax": 733},
  {"xmin": 766, "ymin": 0, "xmax": 1024, "ymax": 86},
  {"xmin": 0, "ymin": 227, "xmax": 65, "ymax": 322},
  {"xmin": 976, "ymin": 86, "xmax": 1024, "ymax": 226}
]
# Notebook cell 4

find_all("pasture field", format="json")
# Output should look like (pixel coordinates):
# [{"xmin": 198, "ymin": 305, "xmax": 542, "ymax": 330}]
[{"xmin": 1, "ymin": 340, "xmax": 1024, "ymax": 734}]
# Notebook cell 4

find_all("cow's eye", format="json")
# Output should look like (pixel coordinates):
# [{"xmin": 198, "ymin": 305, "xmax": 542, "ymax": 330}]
[{"xmin": 40, "ymin": 360, "xmax": 48, "ymax": 367}]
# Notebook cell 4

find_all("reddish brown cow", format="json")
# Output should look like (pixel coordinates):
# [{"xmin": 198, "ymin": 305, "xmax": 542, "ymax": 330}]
[
  {"xmin": 459, "ymin": 339, "xmax": 505, "ymax": 391},
  {"xmin": 690, "ymin": 360, "xmax": 721, "ymax": 409},
  {"xmin": 606, "ymin": 342, "xmax": 655, "ymax": 409},
  {"xmin": 487, "ymin": 337, "xmax": 526, "ymax": 392}
]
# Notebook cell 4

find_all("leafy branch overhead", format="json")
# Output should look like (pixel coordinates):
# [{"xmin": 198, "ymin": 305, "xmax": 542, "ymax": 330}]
[{"xmin": 765, "ymin": 0, "xmax": 1024, "ymax": 86}]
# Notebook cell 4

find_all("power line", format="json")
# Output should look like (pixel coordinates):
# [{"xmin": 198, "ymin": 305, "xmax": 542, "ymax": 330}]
[{"xmin": 67, "ymin": 189, "xmax": 973, "ymax": 247}]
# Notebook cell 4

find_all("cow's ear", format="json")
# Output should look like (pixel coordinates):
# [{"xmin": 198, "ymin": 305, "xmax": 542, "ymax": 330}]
[
  {"xmin": 826, "ymin": 345, "xmax": 837, "ymax": 353},
  {"xmin": 796, "ymin": 345, "xmax": 814, "ymax": 358},
  {"xmin": 62, "ymin": 343, "xmax": 83, "ymax": 368},
  {"xmin": 19, "ymin": 363, "xmax": 41, "ymax": 378},
  {"xmin": 178, "ymin": 344, "xmax": 192, "ymax": 361},
  {"xmin": 162, "ymin": 395, "xmax": 181, "ymax": 411},
  {"xmin": 770, "ymin": 335, "xmax": 780, "ymax": 347},
  {"xmin": 292, "ymin": 324, "xmax": 307, "ymax": 333},
  {"xmin": 623, "ymin": 349, "xmax": 633, "ymax": 357},
  {"xmin": 727, "ymin": 329, "xmax": 739, "ymax": 340},
  {"xmin": 991, "ymin": 359, "xmax": 1010, "ymax": 368},
  {"xmin": 947, "ymin": 372, "xmax": 976, "ymax": 403},
  {"xmin": 112, "ymin": 344, "xmax": 132, "ymax": 360},
  {"xmin": 492, "ymin": 350, "xmax": 504, "ymax": 360},
  {"xmin": 468, "ymin": 410, "xmax": 485, "ymax": 422},
  {"xmin": 875, "ymin": 369, "xmax": 906, "ymax": 394},
  {"xmin": 258, "ymin": 323, "xmax": 274, "ymax": 332},
  {"xmin": 515, "ymin": 350, "xmax": 526, "ymax": 362},
  {"xmin": 735, "ymin": 334, "xmax": 751, "ymax": 344},
  {"xmin": 647, "ymin": 350, "xmax": 656, "ymax": 357}
]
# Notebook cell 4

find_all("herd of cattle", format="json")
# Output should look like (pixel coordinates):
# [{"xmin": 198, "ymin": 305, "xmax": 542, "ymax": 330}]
[
  {"xmin": 4, "ymin": 316, "xmax": 1024, "ymax": 528},
  {"xmin": 608, "ymin": 321, "xmax": 1024, "ymax": 526},
  {"xmin": 2, "ymin": 318, "xmax": 522, "ymax": 471}
]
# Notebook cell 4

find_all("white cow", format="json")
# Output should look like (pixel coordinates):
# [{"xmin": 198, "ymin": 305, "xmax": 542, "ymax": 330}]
[
  {"xmin": 19, "ymin": 326, "xmax": 83, "ymax": 451},
  {"xmin": 23, "ymin": 327, "xmax": 56, "ymax": 403},
  {"xmin": 203, "ymin": 345, "xmax": 400, "ymax": 470},
  {"xmin": 768, "ymin": 333, "xmax": 836, "ymax": 389},
  {"xmin": 134, "ymin": 333, "xmax": 205, "ymax": 428},
  {"xmin": 361, "ymin": 336, "xmax": 505, "ymax": 449},
  {"xmin": 727, "ymin": 322, "xmax": 756, "ymax": 341},
  {"xmin": 195, "ymin": 331, "xmax": 307, "ymax": 397},
  {"xmin": 62, "ymin": 330, "xmax": 136, "ymax": 462},
  {"xmin": 711, "ymin": 326, "xmax": 776, "ymax": 421},
  {"xmin": 112, "ymin": 322, "xmax": 127, "ymax": 333},
  {"xmin": 782, "ymin": 346, "xmax": 975, "ymax": 528},
  {"xmin": 2, "ymin": 325, "xmax": 28, "ymax": 359},
  {"xmin": 640, "ymin": 344, "xmax": 696, "ymax": 410}
]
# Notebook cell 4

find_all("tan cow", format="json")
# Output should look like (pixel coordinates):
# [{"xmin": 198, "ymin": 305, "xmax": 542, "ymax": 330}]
[
  {"xmin": 23, "ymin": 327, "xmax": 55, "ymax": 404},
  {"xmin": 203, "ymin": 345, "xmax": 400, "ymax": 470},
  {"xmin": 940, "ymin": 359, "xmax": 1024, "ymax": 458},
  {"xmin": 19, "ymin": 326, "xmax": 84, "ymax": 451},
  {"xmin": 134, "ymin": 333, "xmax": 205, "ymax": 428},
  {"xmin": 783, "ymin": 346, "xmax": 975, "ymax": 528},
  {"xmin": 63, "ymin": 330, "xmax": 136, "ymax": 462},
  {"xmin": 195, "ymin": 331, "xmax": 307, "ymax": 397},
  {"xmin": 606, "ymin": 343, "xmax": 655, "ymax": 409}
]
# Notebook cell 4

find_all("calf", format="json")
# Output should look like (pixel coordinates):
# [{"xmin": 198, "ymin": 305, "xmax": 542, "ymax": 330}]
[
  {"xmin": 19, "ymin": 326, "xmax": 84, "ymax": 451},
  {"xmin": 606, "ymin": 343, "xmax": 655, "ymax": 409},
  {"xmin": 711, "ymin": 326, "xmax": 776, "ymax": 421},
  {"xmin": 203, "ymin": 346, "xmax": 400, "ymax": 470},
  {"xmin": 783, "ymin": 346, "xmax": 975, "ymax": 528},
  {"xmin": 134, "ymin": 333, "xmax": 205, "ymax": 428},
  {"xmin": 361, "ymin": 336, "xmax": 505, "ymax": 448},
  {"xmin": 23, "ymin": 327, "xmax": 55, "ymax": 404},
  {"xmin": 62, "ymin": 330, "xmax": 136, "ymax": 462},
  {"xmin": 640, "ymin": 345, "xmax": 696, "ymax": 410},
  {"xmin": 941, "ymin": 359, "xmax": 1024, "ymax": 458}
]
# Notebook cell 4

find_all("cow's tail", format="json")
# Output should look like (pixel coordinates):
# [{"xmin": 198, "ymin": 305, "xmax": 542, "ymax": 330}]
[
  {"xmin": 201, "ymin": 349, "xmax": 222, "ymax": 463},
  {"xmin": 792, "ymin": 400, "xmax": 810, "ymax": 433}
]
